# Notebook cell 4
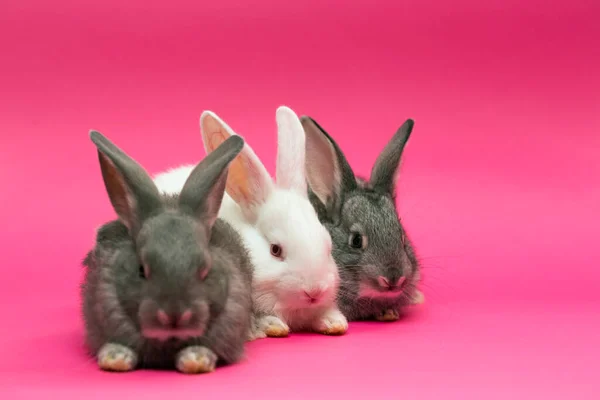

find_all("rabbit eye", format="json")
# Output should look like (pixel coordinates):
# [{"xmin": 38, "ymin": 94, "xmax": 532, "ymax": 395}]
[
  {"xmin": 139, "ymin": 264, "xmax": 149, "ymax": 279},
  {"xmin": 349, "ymin": 232, "xmax": 367, "ymax": 250},
  {"xmin": 270, "ymin": 244, "xmax": 283, "ymax": 259}
]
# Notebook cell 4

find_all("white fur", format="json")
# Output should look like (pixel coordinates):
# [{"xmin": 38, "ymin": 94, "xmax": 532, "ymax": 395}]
[
  {"xmin": 153, "ymin": 106, "xmax": 347, "ymax": 335},
  {"xmin": 153, "ymin": 165, "xmax": 195, "ymax": 196}
]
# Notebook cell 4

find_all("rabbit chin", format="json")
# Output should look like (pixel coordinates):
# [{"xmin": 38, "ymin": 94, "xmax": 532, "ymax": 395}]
[
  {"xmin": 141, "ymin": 328, "xmax": 205, "ymax": 341},
  {"xmin": 357, "ymin": 282, "xmax": 405, "ymax": 301}
]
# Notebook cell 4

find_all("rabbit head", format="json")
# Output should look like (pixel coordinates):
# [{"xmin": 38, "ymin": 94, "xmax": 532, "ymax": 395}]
[
  {"xmin": 301, "ymin": 117, "xmax": 421, "ymax": 317},
  {"xmin": 201, "ymin": 107, "xmax": 339, "ymax": 312},
  {"xmin": 89, "ymin": 130, "xmax": 244, "ymax": 340}
]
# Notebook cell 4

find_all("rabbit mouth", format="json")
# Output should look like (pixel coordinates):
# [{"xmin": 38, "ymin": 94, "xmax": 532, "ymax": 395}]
[
  {"xmin": 142, "ymin": 327, "xmax": 205, "ymax": 341},
  {"xmin": 358, "ymin": 284, "xmax": 405, "ymax": 300},
  {"xmin": 358, "ymin": 276, "xmax": 407, "ymax": 300}
]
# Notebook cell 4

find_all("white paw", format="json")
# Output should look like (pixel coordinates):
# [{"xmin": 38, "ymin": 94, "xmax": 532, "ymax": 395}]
[
  {"xmin": 97, "ymin": 343, "xmax": 137, "ymax": 372},
  {"xmin": 247, "ymin": 324, "xmax": 267, "ymax": 341},
  {"xmin": 375, "ymin": 308, "xmax": 401, "ymax": 322},
  {"xmin": 313, "ymin": 308, "xmax": 348, "ymax": 335},
  {"xmin": 176, "ymin": 346, "xmax": 217, "ymax": 374},
  {"xmin": 255, "ymin": 315, "xmax": 290, "ymax": 338}
]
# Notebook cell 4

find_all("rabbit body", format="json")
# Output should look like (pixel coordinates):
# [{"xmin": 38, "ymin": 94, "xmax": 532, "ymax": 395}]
[
  {"xmin": 302, "ymin": 116, "xmax": 424, "ymax": 322},
  {"xmin": 81, "ymin": 132, "xmax": 253, "ymax": 373}
]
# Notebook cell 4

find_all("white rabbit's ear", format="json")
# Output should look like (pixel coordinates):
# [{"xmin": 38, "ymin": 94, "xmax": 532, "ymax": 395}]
[
  {"xmin": 200, "ymin": 111, "xmax": 274, "ymax": 220},
  {"xmin": 275, "ymin": 106, "xmax": 307, "ymax": 195}
]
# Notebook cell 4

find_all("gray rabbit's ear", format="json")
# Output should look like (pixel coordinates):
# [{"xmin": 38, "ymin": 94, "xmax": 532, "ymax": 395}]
[
  {"xmin": 369, "ymin": 119, "xmax": 414, "ymax": 194},
  {"xmin": 179, "ymin": 135, "xmax": 244, "ymax": 233},
  {"xmin": 90, "ymin": 130, "xmax": 163, "ymax": 235},
  {"xmin": 301, "ymin": 116, "xmax": 357, "ymax": 216}
]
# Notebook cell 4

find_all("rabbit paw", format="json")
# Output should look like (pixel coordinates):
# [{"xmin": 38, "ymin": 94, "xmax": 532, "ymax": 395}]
[
  {"xmin": 313, "ymin": 308, "xmax": 348, "ymax": 335},
  {"xmin": 254, "ymin": 315, "xmax": 290, "ymax": 338},
  {"xmin": 376, "ymin": 308, "xmax": 400, "ymax": 321},
  {"xmin": 411, "ymin": 289, "xmax": 425, "ymax": 305},
  {"xmin": 176, "ymin": 346, "xmax": 217, "ymax": 374},
  {"xmin": 247, "ymin": 326, "xmax": 267, "ymax": 341},
  {"xmin": 97, "ymin": 343, "xmax": 137, "ymax": 372}
]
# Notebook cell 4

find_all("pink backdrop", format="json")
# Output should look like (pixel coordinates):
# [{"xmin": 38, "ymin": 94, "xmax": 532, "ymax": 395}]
[{"xmin": 1, "ymin": 0, "xmax": 599, "ymax": 398}]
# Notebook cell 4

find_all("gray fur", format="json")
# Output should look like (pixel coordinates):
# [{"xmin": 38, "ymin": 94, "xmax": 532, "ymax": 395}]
[
  {"xmin": 302, "ymin": 117, "xmax": 420, "ymax": 321},
  {"xmin": 82, "ymin": 131, "xmax": 253, "ymax": 371}
]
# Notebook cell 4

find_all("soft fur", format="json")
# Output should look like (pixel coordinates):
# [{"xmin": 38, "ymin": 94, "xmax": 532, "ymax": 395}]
[
  {"xmin": 81, "ymin": 131, "xmax": 253, "ymax": 373},
  {"xmin": 153, "ymin": 106, "xmax": 348, "ymax": 339},
  {"xmin": 301, "ymin": 116, "xmax": 424, "ymax": 322}
]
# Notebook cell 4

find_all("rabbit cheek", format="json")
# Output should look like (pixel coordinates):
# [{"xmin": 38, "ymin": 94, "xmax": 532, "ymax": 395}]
[{"xmin": 137, "ymin": 298, "xmax": 160, "ymax": 331}]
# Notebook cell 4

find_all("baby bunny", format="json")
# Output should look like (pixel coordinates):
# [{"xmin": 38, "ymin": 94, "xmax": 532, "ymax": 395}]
[
  {"xmin": 81, "ymin": 131, "xmax": 253, "ymax": 373},
  {"xmin": 202, "ymin": 107, "xmax": 348, "ymax": 338},
  {"xmin": 153, "ymin": 107, "xmax": 348, "ymax": 339},
  {"xmin": 301, "ymin": 116, "xmax": 424, "ymax": 322}
]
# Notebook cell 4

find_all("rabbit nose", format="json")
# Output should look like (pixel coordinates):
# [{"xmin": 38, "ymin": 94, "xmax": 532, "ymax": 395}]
[
  {"xmin": 304, "ymin": 288, "xmax": 325, "ymax": 304},
  {"xmin": 178, "ymin": 309, "xmax": 193, "ymax": 326},
  {"xmin": 377, "ymin": 276, "xmax": 407, "ymax": 290},
  {"xmin": 157, "ymin": 309, "xmax": 193, "ymax": 328},
  {"xmin": 156, "ymin": 309, "xmax": 171, "ymax": 327}
]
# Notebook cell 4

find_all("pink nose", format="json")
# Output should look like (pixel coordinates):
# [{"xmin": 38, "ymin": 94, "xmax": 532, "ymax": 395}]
[
  {"xmin": 157, "ymin": 309, "xmax": 171, "ymax": 326},
  {"xmin": 378, "ymin": 276, "xmax": 407, "ymax": 289},
  {"xmin": 179, "ymin": 309, "xmax": 192, "ymax": 326},
  {"xmin": 157, "ymin": 309, "xmax": 193, "ymax": 327},
  {"xmin": 304, "ymin": 288, "xmax": 325, "ymax": 303}
]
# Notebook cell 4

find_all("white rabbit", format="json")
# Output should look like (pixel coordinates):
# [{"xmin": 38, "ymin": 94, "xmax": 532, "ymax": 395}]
[{"xmin": 153, "ymin": 106, "xmax": 348, "ymax": 340}]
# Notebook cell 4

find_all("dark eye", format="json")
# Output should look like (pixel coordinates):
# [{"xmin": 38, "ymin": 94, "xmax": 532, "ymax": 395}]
[
  {"xmin": 139, "ymin": 264, "xmax": 147, "ymax": 279},
  {"xmin": 270, "ymin": 244, "xmax": 283, "ymax": 259},
  {"xmin": 349, "ymin": 232, "xmax": 366, "ymax": 249}
]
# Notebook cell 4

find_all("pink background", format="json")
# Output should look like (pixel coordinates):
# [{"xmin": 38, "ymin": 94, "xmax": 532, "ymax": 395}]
[{"xmin": 1, "ymin": 0, "xmax": 599, "ymax": 398}]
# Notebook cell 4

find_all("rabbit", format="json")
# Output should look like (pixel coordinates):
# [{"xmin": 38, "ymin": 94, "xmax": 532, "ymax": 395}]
[
  {"xmin": 300, "ymin": 115, "xmax": 424, "ymax": 323},
  {"xmin": 81, "ymin": 130, "xmax": 253, "ymax": 373},
  {"xmin": 153, "ymin": 106, "xmax": 348, "ymax": 340}
]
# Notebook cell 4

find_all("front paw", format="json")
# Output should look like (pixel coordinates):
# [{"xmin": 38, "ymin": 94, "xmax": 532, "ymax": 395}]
[
  {"xmin": 254, "ymin": 315, "xmax": 290, "ymax": 338},
  {"xmin": 176, "ymin": 346, "xmax": 217, "ymax": 374},
  {"xmin": 375, "ymin": 309, "xmax": 400, "ymax": 322},
  {"xmin": 313, "ymin": 308, "xmax": 348, "ymax": 335},
  {"xmin": 247, "ymin": 326, "xmax": 266, "ymax": 341},
  {"xmin": 97, "ymin": 343, "xmax": 137, "ymax": 372}
]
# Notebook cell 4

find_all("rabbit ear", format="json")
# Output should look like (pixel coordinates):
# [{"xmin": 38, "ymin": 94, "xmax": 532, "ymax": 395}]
[
  {"xmin": 301, "ymin": 116, "xmax": 357, "ymax": 216},
  {"xmin": 90, "ymin": 130, "xmax": 163, "ymax": 234},
  {"xmin": 275, "ymin": 106, "xmax": 307, "ymax": 195},
  {"xmin": 369, "ymin": 119, "xmax": 414, "ymax": 194},
  {"xmin": 179, "ymin": 135, "xmax": 244, "ymax": 233},
  {"xmin": 200, "ymin": 111, "xmax": 274, "ymax": 221}
]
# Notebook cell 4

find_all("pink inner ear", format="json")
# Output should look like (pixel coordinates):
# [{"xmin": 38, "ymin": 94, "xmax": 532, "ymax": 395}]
[
  {"xmin": 227, "ymin": 185, "xmax": 245, "ymax": 204},
  {"xmin": 208, "ymin": 131, "xmax": 227, "ymax": 152}
]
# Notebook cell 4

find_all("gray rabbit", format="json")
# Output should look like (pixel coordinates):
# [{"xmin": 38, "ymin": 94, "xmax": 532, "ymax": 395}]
[
  {"xmin": 301, "ymin": 116, "xmax": 424, "ymax": 322},
  {"xmin": 81, "ymin": 131, "xmax": 253, "ymax": 373}
]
